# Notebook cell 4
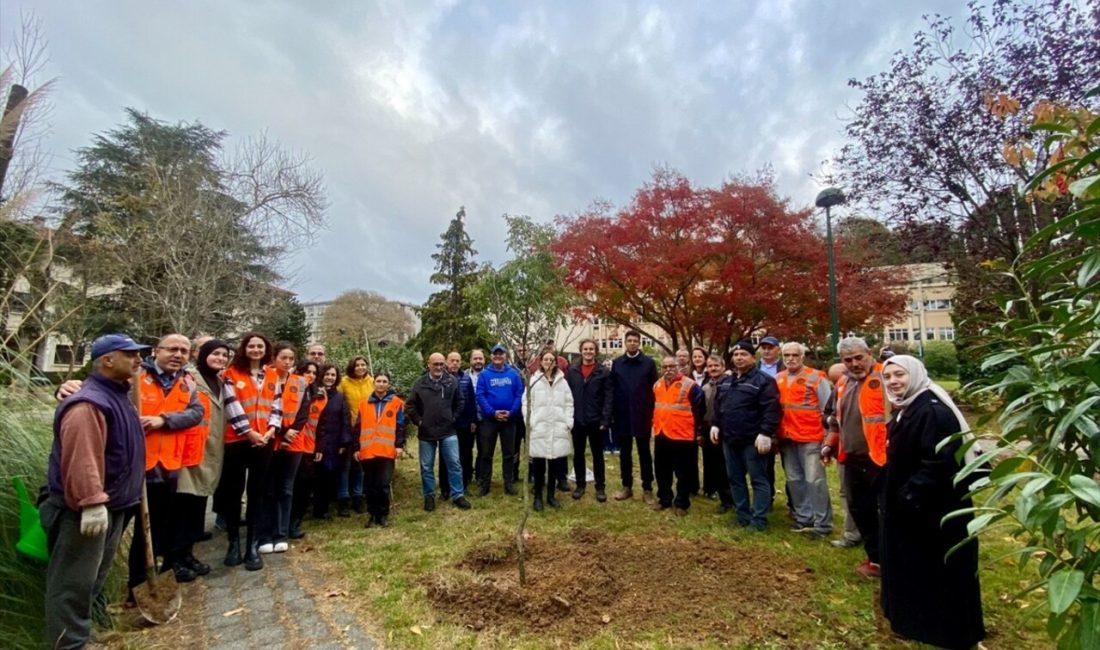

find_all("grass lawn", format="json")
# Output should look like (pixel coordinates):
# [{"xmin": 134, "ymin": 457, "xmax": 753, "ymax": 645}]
[{"xmin": 304, "ymin": 440, "xmax": 1049, "ymax": 649}]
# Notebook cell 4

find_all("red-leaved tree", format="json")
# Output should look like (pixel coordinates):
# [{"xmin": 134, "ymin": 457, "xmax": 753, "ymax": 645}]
[{"xmin": 552, "ymin": 168, "xmax": 907, "ymax": 354}]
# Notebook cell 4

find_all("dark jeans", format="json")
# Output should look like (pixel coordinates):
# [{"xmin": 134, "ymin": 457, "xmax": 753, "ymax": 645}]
[
  {"xmin": 842, "ymin": 454, "xmax": 883, "ymax": 563},
  {"xmin": 215, "ymin": 440, "xmax": 274, "ymax": 532},
  {"xmin": 291, "ymin": 454, "xmax": 315, "ymax": 523},
  {"xmin": 438, "ymin": 425, "xmax": 477, "ymax": 494},
  {"xmin": 339, "ymin": 449, "xmax": 363, "ymax": 499},
  {"xmin": 617, "ymin": 432, "xmax": 654, "ymax": 492},
  {"xmin": 531, "ymin": 456, "xmax": 567, "ymax": 490},
  {"xmin": 128, "ymin": 477, "xmax": 175, "ymax": 589},
  {"xmin": 260, "ymin": 450, "xmax": 302, "ymax": 543},
  {"xmin": 571, "ymin": 423, "xmax": 606, "ymax": 490},
  {"xmin": 172, "ymin": 492, "xmax": 209, "ymax": 560},
  {"xmin": 723, "ymin": 439, "xmax": 772, "ymax": 529},
  {"xmin": 478, "ymin": 418, "xmax": 517, "ymax": 487},
  {"xmin": 312, "ymin": 460, "xmax": 341, "ymax": 517},
  {"xmin": 702, "ymin": 437, "xmax": 732, "ymax": 504},
  {"xmin": 361, "ymin": 457, "xmax": 395, "ymax": 517},
  {"xmin": 41, "ymin": 495, "xmax": 127, "ymax": 650},
  {"xmin": 654, "ymin": 435, "xmax": 695, "ymax": 509}
]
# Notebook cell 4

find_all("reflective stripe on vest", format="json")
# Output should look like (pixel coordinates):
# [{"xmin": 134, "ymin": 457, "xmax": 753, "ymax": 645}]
[
  {"xmin": 358, "ymin": 395, "xmax": 404, "ymax": 460},
  {"xmin": 776, "ymin": 367, "xmax": 825, "ymax": 443},
  {"xmin": 835, "ymin": 363, "xmax": 889, "ymax": 466},
  {"xmin": 223, "ymin": 366, "xmax": 277, "ymax": 443},
  {"xmin": 181, "ymin": 391, "xmax": 211, "ymax": 467},
  {"xmin": 287, "ymin": 391, "xmax": 327, "ymax": 454},
  {"xmin": 139, "ymin": 369, "xmax": 200, "ymax": 471},
  {"xmin": 652, "ymin": 377, "xmax": 696, "ymax": 441},
  {"xmin": 281, "ymin": 374, "xmax": 306, "ymax": 430}
]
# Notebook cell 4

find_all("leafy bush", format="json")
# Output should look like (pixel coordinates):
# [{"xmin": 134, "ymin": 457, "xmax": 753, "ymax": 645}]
[
  {"xmin": 955, "ymin": 89, "xmax": 1100, "ymax": 650},
  {"xmin": 327, "ymin": 341, "xmax": 425, "ymax": 397},
  {"xmin": 920, "ymin": 341, "xmax": 958, "ymax": 378}
]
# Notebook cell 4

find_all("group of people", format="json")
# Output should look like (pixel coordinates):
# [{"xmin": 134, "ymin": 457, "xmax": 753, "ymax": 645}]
[{"xmin": 41, "ymin": 327, "xmax": 984, "ymax": 650}]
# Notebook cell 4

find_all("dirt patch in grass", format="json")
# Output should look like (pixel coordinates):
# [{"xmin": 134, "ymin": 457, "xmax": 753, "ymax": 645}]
[{"xmin": 426, "ymin": 527, "xmax": 817, "ymax": 646}]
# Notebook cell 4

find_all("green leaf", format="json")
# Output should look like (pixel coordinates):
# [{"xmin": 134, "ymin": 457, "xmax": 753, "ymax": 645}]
[
  {"xmin": 1048, "ymin": 569, "xmax": 1085, "ymax": 615},
  {"xmin": 1076, "ymin": 252, "xmax": 1100, "ymax": 289},
  {"xmin": 966, "ymin": 511, "xmax": 1000, "ymax": 536},
  {"xmin": 989, "ymin": 456, "xmax": 1027, "ymax": 480},
  {"xmin": 1079, "ymin": 600, "xmax": 1100, "ymax": 650},
  {"xmin": 1054, "ymin": 396, "xmax": 1100, "ymax": 443},
  {"xmin": 981, "ymin": 351, "xmax": 1021, "ymax": 370},
  {"xmin": 1068, "ymin": 475, "xmax": 1100, "ymax": 509},
  {"xmin": 1068, "ymin": 175, "xmax": 1100, "ymax": 200}
]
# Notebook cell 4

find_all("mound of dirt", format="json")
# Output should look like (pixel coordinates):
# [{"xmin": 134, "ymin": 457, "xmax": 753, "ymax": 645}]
[{"xmin": 426, "ymin": 527, "xmax": 816, "ymax": 645}]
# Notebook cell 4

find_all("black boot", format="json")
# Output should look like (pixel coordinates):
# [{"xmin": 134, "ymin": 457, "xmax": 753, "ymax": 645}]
[
  {"xmin": 352, "ymin": 496, "xmax": 364, "ymax": 514},
  {"xmin": 224, "ymin": 527, "xmax": 242, "ymax": 567},
  {"xmin": 477, "ymin": 481, "xmax": 490, "ymax": 497},
  {"xmin": 288, "ymin": 519, "xmax": 305, "ymax": 539},
  {"xmin": 337, "ymin": 498, "xmax": 351, "ymax": 517},
  {"xmin": 546, "ymin": 485, "xmax": 561, "ymax": 509},
  {"xmin": 532, "ymin": 486, "xmax": 544, "ymax": 512},
  {"xmin": 243, "ymin": 526, "xmax": 263, "ymax": 571},
  {"xmin": 504, "ymin": 482, "xmax": 518, "ymax": 496}
]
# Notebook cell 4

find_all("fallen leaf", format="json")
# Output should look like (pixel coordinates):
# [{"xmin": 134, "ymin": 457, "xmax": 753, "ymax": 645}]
[
  {"xmin": 601, "ymin": 614, "xmax": 612, "ymax": 624},
  {"xmin": 782, "ymin": 541, "xmax": 792, "ymax": 549},
  {"xmin": 222, "ymin": 608, "xmax": 244, "ymax": 617},
  {"xmin": 326, "ymin": 590, "xmax": 347, "ymax": 598},
  {"xmin": 410, "ymin": 625, "xmax": 422, "ymax": 636}
]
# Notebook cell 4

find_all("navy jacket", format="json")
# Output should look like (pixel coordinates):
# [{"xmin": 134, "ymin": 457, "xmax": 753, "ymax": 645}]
[
  {"xmin": 566, "ymin": 362, "xmax": 614, "ymax": 429},
  {"xmin": 455, "ymin": 369, "xmax": 480, "ymax": 428},
  {"xmin": 406, "ymin": 371, "xmax": 463, "ymax": 441},
  {"xmin": 611, "ymin": 352, "xmax": 658, "ymax": 438},
  {"xmin": 714, "ymin": 366, "xmax": 781, "ymax": 445},
  {"xmin": 316, "ymin": 386, "xmax": 354, "ymax": 471}
]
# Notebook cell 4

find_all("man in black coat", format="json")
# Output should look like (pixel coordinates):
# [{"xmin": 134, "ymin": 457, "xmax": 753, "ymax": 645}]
[
  {"xmin": 566, "ymin": 339, "xmax": 614, "ymax": 502},
  {"xmin": 712, "ymin": 340, "xmax": 781, "ymax": 531},
  {"xmin": 610, "ymin": 330, "xmax": 659, "ymax": 502},
  {"xmin": 405, "ymin": 353, "xmax": 471, "ymax": 512}
]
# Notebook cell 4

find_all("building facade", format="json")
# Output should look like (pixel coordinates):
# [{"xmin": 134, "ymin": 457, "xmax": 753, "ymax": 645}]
[{"xmin": 880, "ymin": 263, "xmax": 956, "ymax": 349}]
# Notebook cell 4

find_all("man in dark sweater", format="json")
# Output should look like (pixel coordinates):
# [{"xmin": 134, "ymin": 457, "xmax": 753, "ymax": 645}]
[
  {"xmin": 610, "ymin": 330, "xmax": 659, "ymax": 502},
  {"xmin": 42, "ymin": 334, "xmax": 149, "ymax": 650},
  {"xmin": 712, "ymin": 340, "xmax": 781, "ymax": 531}
]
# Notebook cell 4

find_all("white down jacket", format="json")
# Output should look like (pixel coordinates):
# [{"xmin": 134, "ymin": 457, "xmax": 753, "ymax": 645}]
[{"xmin": 523, "ymin": 370, "xmax": 574, "ymax": 459}]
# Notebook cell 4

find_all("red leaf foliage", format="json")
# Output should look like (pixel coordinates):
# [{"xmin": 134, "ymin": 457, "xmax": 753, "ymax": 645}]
[{"xmin": 551, "ymin": 169, "xmax": 908, "ymax": 354}]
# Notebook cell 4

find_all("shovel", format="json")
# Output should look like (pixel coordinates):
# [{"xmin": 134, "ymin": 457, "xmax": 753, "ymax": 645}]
[
  {"xmin": 131, "ymin": 481, "xmax": 181, "ymax": 624},
  {"xmin": 130, "ymin": 370, "xmax": 181, "ymax": 624}
]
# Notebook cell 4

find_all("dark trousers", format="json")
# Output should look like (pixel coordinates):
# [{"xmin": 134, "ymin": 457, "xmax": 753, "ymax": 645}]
[
  {"xmin": 259, "ymin": 450, "xmax": 302, "ymax": 543},
  {"xmin": 842, "ymin": 454, "xmax": 883, "ymax": 563},
  {"xmin": 41, "ymin": 495, "xmax": 127, "ymax": 650},
  {"xmin": 701, "ymin": 438, "xmax": 732, "ymax": 504},
  {"xmin": 214, "ymin": 440, "xmax": 273, "ymax": 533},
  {"xmin": 571, "ymin": 423, "xmax": 606, "ymax": 490},
  {"xmin": 361, "ymin": 457, "xmax": 396, "ymax": 517},
  {"xmin": 312, "ymin": 461, "xmax": 341, "ymax": 517},
  {"xmin": 617, "ymin": 432, "xmax": 654, "ymax": 492},
  {"xmin": 128, "ymin": 477, "xmax": 175, "ymax": 589},
  {"xmin": 654, "ymin": 435, "xmax": 695, "ymax": 509},
  {"xmin": 291, "ymin": 454, "xmax": 315, "ymax": 523},
  {"xmin": 172, "ymin": 492, "xmax": 209, "ymax": 561},
  {"xmin": 724, "ymin": 439, "xmax": 772, "ymax": 529},
  {"xmin": 531, "ymin": 456, "xmax": 567, "ymax": 490},
  {"xmin": 478, "ymin": 418, "xmax": 517, "ymax": 487}
]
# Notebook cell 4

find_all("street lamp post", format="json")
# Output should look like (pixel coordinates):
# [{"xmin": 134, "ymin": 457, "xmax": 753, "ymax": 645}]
[{"xmin": 815, "ymin": 188, "xmax": 846, "ymax": 352}]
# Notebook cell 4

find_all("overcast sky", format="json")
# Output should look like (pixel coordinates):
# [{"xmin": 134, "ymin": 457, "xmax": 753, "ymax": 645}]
[{"xmin": 1, "ymin": 0, "xmax": 968, "ymax": 305}]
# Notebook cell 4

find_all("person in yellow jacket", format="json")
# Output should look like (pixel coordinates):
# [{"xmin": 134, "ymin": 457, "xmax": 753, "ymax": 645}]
[
  {"xmin": 336, "ymin": 356, "xmax": 373, "ymax": 515},
  {"xmin": 355, "ymin": 371, "xmax": 406, "ymax": 528}
]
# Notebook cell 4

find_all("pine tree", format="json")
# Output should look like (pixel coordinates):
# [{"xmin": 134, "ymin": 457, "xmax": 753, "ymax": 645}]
[{"xmin": 413, "ymin": 207, "xmax": 489, "ymax": 354}]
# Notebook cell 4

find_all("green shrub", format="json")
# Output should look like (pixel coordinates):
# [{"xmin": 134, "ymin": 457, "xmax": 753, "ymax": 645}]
[
  {"xmin": 920, "ymin": 341, "xmax": 959, "ymax": 378},
  {"xmin": 327, "ymin": 342, "xmax": 426, "ymax": 397}
]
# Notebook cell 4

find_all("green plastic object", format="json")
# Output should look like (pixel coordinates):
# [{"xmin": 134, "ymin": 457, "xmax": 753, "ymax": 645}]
[{"xmin": 13, "ymin": 477, "xmax": 48, "ymax": 562}]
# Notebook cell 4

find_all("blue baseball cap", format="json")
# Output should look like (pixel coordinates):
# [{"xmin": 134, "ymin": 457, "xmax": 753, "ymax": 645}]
[
  {"xmin": 90, "ymin": 333, "xmax": 150, "ymax": 359},
  {"xmin": 759, "ymin": 336, "xmax": 780, "ymax": 347},
  {"xmin": 490, "ymin": 343, "xmax": 507, "ymax": 354}
]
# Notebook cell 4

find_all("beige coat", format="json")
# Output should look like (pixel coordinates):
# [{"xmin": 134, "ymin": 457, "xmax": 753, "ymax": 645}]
[{"xmin": 176, "ymin": 370, "xmax": 226, "ymax": 497}]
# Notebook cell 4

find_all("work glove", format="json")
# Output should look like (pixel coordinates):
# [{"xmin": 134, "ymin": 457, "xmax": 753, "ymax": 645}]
[
  {"xmin": 754, "ymin": 434, "xmax": 772, "ymax": 455},
  {"xmin": 709, "ymin": 426, "xmax": 720, "ymax": 444},
  {"xmin": 80, "ymin": 504, "xmax": 108, "ymax": 537}
]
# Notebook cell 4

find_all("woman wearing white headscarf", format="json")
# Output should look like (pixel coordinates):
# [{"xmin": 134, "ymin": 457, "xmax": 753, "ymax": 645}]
[{"xmin": 879, "ymin": 355, "xmax": 985, "ymax": 650}]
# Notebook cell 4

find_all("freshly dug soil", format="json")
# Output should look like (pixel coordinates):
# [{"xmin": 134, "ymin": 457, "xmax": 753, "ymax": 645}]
[{"xmin": 425, "ymin": 527, "xmax": 816, "ymax": 646}]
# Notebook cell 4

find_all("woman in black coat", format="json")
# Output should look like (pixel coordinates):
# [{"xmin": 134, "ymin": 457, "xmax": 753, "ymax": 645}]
[
  {"xmin": 312, "ymin": 364, "xmax": 354, "ymax": 519},
  {"xmin": 879, "ymin": 355, "xmax": 985, "ymax": 650}
]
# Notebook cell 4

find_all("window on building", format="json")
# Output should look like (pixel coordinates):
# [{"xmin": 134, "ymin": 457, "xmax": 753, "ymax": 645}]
[
  {"xmin": 591, "ymin": 317, "xmax": 601, "ymax": 326},
  {"xmin": 640, "ymin": 336, "xmax": 654, "ymax": 348},
  {"xmin": 938, "ymin": 327, "xmax": 955, "ymax": 341},
  {"xmin": 54, "ymin": 345, "xmax": 85, "ymax": 366},
  {"xmin": 922, "ymin": 298, "xmax": 953, "ymax": 311},
  {"xmin": 887, "ymin": 329, "xmax": 910, "ymax": 341},
  {"xmin": 604, "ymin": 339, "xmax": 622, "ymax": 349}
]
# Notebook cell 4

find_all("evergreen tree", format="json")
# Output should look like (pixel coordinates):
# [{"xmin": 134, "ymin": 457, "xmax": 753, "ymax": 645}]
[
  {"xmin": 253, "ymin": 294, "xmax": 311, "ymax": 351},
  {"xmin": 413, "ymin": 207, "xmax": 489, "ymax": 354}
]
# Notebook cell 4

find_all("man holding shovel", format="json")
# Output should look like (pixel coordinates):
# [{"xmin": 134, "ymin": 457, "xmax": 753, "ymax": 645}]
[{"xmin": 41, "ymin": 333, "xmax": 149, "ymax": 650}]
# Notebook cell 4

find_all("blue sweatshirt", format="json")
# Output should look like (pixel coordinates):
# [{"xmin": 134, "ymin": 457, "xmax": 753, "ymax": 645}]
[{"xmin": 476, "ymin": 364, "xmax": 524, "ymax": 417}]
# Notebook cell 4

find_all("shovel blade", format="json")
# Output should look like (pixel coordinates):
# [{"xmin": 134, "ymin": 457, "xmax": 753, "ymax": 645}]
[{"xmin": 132, "ymin": 572, "xmax": 181, "ymax": 625}]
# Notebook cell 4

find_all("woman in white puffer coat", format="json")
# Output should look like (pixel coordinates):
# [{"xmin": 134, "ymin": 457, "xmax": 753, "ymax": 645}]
[{"xmin": 523, "ymin": 351, "xmax": 574, "ymax": 511}]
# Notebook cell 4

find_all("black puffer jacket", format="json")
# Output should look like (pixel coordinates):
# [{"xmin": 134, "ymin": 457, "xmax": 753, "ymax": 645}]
[
  {"xmin": 714, "ymin": 367, "xmax": 780, "ymax": 445},
  {"xmin": 566, "ymin": 363, "xmax": 613, "ymax": 429},
  {"xmin": 405, "ymin": 371, "xmax": 463, "ymax": 441}
]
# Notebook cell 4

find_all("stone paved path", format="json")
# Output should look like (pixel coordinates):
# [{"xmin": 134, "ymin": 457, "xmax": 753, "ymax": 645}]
[{"xmin": 118, "ymin": 519, "xmax": 377, "ymax": 650}]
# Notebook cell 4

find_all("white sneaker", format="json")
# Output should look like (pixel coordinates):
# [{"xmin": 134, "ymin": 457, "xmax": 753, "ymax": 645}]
[
  {"xmin": 273, "ymin": 541, "xmax": 289, "ymax": 553},
  {"xmin": 258, "ymin": 543, "xmax": 275, "ymax": 554}
]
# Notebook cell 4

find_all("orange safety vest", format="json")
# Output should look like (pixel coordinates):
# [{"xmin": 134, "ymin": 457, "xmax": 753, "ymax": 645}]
[
  {"xmin": 223, "ymin": 365, "xmax": 278, "ymax": 443},
  {"xmin": 286, "ymin": 391, "xmax": 327, "ymax": 454},
  {"xmin": 181, "ymin": 390, "xmax": 212, "ymax": 467},
  {"xmin": 139, "ymin": 369, "xmax": 206, "ymax": 471},
  {"xmin": 776, "ymin": 366, "xmax": 826, "ymax": 443},
  {"xmin": 358, "ymin": 393, "xmax": 405, "ymax": 460},
  {"xmin": 835, "ymin": 363, "xmax": 889, "ymax": 466},
  {"xmin": 652, "ymin": 375, "xmax": 696, "ymax": 441}
]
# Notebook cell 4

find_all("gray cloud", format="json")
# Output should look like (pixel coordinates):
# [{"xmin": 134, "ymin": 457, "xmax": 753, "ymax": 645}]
[{"xmin": 1, "ymin": 0, "xmax": 968, "ymax": 304}]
